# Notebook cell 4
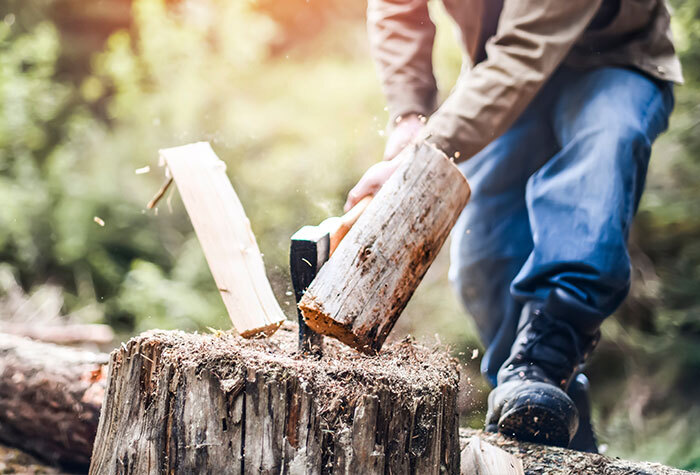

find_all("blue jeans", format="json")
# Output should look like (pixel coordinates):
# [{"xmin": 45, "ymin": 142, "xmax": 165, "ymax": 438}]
[{"xmin": 449, "ymin": 66, "xmax": 674, "ymax": 387}]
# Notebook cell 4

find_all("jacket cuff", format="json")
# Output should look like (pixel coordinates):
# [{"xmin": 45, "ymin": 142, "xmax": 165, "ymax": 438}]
[
  {"xmin": 385, "ymin": 86, "xmax": 437, "ymax": 125},
  {"xmin": 418, "ymin": 126, "xmax": 462, "ymax": 162}
]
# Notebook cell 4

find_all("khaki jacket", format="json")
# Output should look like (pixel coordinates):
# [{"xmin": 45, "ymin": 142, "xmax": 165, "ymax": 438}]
[{"xmin": 367, "ymin": 0, "xmax": 683, "ymax": 161}]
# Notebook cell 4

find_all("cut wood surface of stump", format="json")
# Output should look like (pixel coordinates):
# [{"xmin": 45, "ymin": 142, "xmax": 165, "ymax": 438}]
[{"xmin": 89, "ymin": 322, "xmax": 460, "ymax": 474}]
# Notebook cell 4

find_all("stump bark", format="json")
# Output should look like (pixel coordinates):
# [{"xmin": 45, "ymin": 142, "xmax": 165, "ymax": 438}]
[
  {"xmin": 89, "ymin": 323, "xmax": 460, "ymax": 474},
  {"xmin": 0, "ymin": 333, "xmax": 107, "ymax": 470}
]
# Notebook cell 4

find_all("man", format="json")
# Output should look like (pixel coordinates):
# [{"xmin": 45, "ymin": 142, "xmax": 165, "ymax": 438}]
[{"xmin": 344, "ymin": 0, "xmax": 682, "ymax": 452}]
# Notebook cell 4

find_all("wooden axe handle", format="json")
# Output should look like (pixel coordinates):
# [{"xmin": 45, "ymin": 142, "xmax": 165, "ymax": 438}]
[{"xmin": 329, "ymin": 196, "xmax": 372, "ymax": 256}]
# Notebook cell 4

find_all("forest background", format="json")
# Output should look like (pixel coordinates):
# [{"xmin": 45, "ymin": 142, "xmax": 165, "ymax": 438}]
[{"xmin": 1, "ymin": 0, "xmax": 699, "ymax": 469}]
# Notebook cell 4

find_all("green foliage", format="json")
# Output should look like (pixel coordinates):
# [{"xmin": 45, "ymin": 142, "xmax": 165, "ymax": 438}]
[{"xmin": 0, "ymin": 0, "xmax": 699, "ymax": 468}]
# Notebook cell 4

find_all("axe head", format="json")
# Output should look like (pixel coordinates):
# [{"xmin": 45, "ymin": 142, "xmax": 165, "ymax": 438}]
[{"xmin": 290, "ymin": 225, "xmax": 330, "ymax": 354}]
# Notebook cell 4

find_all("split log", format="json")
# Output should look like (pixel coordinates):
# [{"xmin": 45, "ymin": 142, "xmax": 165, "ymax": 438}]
[
  {"xmin": 461, "ymin": 436, "xmax": 524, "ymax": 475},
  {"xmin": 160, "ymin": 142, "xmax": 286, "ymax": 338},
  {"xmin": 89, "ymin": 323, "xmax": 461, "ymax": 474},
  {"xmin": 0, "ymin": 333, "xmax": 107, "ymax": 470},
  {"xmin": 300, "ymin": 142, "xmax": 471, "ymax": 354}
]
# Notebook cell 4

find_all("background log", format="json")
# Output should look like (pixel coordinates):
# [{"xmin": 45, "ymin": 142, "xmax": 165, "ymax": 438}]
[
  {"xmin": 0, "ymin": 322, "xmax": 114, "ymax": 346},
  {"xmin": 0, "ymin": 333, "xmax": 107, "ymax": 470},
  {"xmin": 300, "ymin": 142, "xmax": 470, "ymax": 354},
  {"xmin": 89, "ymin": 323, "xmax": 461, "ymax": 474},
  {"xmin": 459, "ymin": 429, "xmax": 694, "ymax": 475}
]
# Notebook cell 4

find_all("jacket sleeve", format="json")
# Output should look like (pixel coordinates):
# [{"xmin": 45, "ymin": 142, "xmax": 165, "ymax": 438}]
[
  {"xmin": 422, "ymin": 0, "xmax": 603, "ymax": 161},
  {"xmin": 367, "ymin": 0, "xmax": 438, "ymax": 123}
]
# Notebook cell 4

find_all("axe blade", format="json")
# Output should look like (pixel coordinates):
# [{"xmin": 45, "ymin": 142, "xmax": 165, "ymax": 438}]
[{"xmin": 290, "ymin": 225, "xmax": 330, "ymax": 354}]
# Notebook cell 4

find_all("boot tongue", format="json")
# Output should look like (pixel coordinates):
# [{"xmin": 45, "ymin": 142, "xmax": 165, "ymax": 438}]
[{"xmin": 542, "ymin": 288, "xmax": 606, "ymax": 336}]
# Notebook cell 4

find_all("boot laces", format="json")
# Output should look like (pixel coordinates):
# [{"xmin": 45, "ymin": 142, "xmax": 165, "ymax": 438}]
[{"xmin": 519, "ymin": 311, "xmax": 590, "ymax": 386}]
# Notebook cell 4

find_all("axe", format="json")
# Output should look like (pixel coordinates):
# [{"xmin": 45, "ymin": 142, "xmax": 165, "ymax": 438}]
[{"xmin": 290, "ymin": 196, "xmax": 372, "ymax": 354}]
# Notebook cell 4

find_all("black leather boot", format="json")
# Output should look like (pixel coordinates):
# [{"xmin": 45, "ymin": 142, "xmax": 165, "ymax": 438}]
[{"xmin": 485, "ymin": 302, "xmax": 600, "ymax": 447}]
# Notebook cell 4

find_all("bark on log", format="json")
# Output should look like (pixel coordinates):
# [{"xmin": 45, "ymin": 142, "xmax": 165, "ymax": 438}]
[
  {"xmin": 0, "ymin": 333, "xmax": 107, "ymax": 470},
  {"xmin": 89, "ymin": 323, "xmax": 461, "ymax": 474},
  {"xmin": 459, "ymin": 429, "xmax": 694, "ymax": 475},
  {"xmin": 299, "ymin": 142, "xmax": 470, "ymax": 354},
  {"xmin": 0, "ymin": 322, "xmax": 114, "ymax": 346}
]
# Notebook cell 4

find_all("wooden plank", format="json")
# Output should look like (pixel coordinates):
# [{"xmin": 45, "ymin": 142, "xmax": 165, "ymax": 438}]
[
  {"xmin": 299, "ymin": 142, "xmax": 470, "ymax": 353},
  {"xmin": 461, "ymin": 436, "xmax": 524, "ymax": 475},
  {"xmin": 160, "ymin": 142, "xmax": 285, "ymax": 338}
]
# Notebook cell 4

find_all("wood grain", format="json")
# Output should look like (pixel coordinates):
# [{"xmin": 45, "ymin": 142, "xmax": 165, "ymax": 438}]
[
  {"xmin": 299, "ymin": 141, "xmax": 470, "ymax": 353},
  {"xmin": 88, "ymin": 325, "xmax": 460, "ymax": 474},
  {"xmin": 461, "ymin": 436, "xmax": 524, "ymax": 475},
  {"xmin": 160, "ymin": 142, "xmax": 285, "ymax": 338}
]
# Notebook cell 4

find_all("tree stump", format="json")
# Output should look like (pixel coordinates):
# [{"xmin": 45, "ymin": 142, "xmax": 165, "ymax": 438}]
[{"xmin": 89, "ymin": 323, "xmax": 460, "ymax": 474}]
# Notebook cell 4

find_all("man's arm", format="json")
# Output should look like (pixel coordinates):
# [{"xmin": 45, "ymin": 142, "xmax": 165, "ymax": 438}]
[
  {"xmin": 423, "ymin": 0, "xmax": 603, "ymax": 161},
  {"xmin": 367, "ymin": 0, "xmax": 438, "ymax": 124}
]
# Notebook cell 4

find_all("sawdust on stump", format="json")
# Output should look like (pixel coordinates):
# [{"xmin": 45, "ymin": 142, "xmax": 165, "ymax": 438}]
[{"xmin": 152, "ymin": 321, "xmax": 458, "ymax": 425}]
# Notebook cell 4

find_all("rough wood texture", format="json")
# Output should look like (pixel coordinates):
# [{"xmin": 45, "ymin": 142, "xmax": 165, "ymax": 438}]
[
  {"xmin": 0, "ymin": 322, "xmax": 114, "ymax": 345},
  {"xmin": 459, "ymin": 429, "xmax": 694, "ymax": 475},
  {"xmin": 461, "ymin": 436, "xmax": 524, "ymax": 475},
  {"xmin": 299, "ymin": 142, "xmax": 470, "ymax": 353},
  {"xmin": 161, "ymin": 142, "xmax": 286, "ymax": 338},
  {"xmin": 89, "ymin": 323, "xmax": 460, "ymax": 474},
  {"xmin": 0, "ymin": 333, "xmax": 107, "ymax": 470}
]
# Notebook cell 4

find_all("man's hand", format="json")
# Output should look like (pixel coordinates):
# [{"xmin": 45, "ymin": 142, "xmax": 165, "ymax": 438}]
[
  {"xmin": 383, "ymin": 114, "xmax": 425, "ymax": 161},
  {"xmin": 344, "ymin": 114, "xmax": 424, "ymax": 212},
  {"xmin": 344, "ymin": 151, "xmax": 410, "ymax": 212}
]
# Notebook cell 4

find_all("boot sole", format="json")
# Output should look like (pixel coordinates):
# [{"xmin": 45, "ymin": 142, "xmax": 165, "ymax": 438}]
[{"xmin": 498, "ymin": 403, "xmax": 571, "ymax": 447}]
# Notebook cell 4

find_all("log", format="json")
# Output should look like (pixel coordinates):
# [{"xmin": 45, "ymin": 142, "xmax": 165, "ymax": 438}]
[
  {"xmin": 299, "ymin": 142, "xmax": 471, "ymax": 354},
  {"xmin": 459, "ymin": 429, "xmax": 694, "ymax": 475},
  {"xmin": 0, "ymin": 322, "xmax": 114, "ymax": 346},
  {"xmin": 160, "ymin": 142, "xmax": 286, "ymax": 338},
  {"xmin": 0, "ymin": 333, "xmax": 107, "ymax": 470},
  {"xmin": 89, "ymin": 323, "xmax": 461, "ymax": 474}
]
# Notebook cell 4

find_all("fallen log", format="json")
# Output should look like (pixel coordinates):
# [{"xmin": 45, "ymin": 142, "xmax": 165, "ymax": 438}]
[
  {"xmin": 0, "ymin": 322, "xmax": 114, "ymax": 346},
  {"xmin": 459, "ymin": 429, "xmax": 693, "ymax": 475},
  {"xmin": 300, "ymin": 142, "xmax": 471, "ymax": 354},
  {"xmin": 0, "ymin": 333, "xmax": 107, "ymax": 470},
  {"xmin": 89, "ymin": 323, "xmax": 461, "ymax": 474}
]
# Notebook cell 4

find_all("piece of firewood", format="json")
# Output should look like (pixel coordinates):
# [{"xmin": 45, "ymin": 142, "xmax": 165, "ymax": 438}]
[
  {"xmin": 0, "ymin": 333, "xmax": 107, "ymax": 470},
  {"xmin": 160, "ymin": 142, "xmax": 286, "ymax": 338},
  {"xmin": 88, "ymin": 323, "xmax": 461, "ymax": 474},
  {"xmin": 299, "ymin": 142, "xmax": 470, "ymax": 353},
  {"xmin": 461, "ymin": 436, "xmax": 524, "ymax": 475}
]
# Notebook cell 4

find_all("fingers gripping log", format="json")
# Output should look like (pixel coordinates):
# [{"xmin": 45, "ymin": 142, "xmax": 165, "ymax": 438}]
[{"xmin": 299, "ymin": 142, "xmax": 471, "ymax": 353}]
